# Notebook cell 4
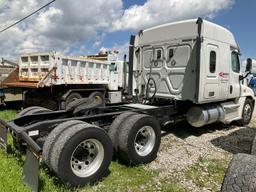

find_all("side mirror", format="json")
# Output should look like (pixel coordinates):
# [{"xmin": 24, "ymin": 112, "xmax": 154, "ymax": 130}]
[{"xmin": 245, "ymin": 58, "xmax": 252, "ymax": 73}]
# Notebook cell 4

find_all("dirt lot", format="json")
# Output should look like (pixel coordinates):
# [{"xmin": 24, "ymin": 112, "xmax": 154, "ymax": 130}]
[{"xmin": 146, "ymin": 112, "xmax": 256, "ymax": 192}]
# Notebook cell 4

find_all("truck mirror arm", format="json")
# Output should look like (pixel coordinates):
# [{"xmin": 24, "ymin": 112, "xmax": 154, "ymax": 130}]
[{"xmin": 239, "ymin": 72, "xmax": 251, "ymax": 81}]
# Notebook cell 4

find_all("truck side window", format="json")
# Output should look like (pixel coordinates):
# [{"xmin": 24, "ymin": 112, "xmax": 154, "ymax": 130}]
[
  {"xmin": 209, "ymin": 51, "xmax": 216, "ymax": 73},
  {"xmin": 231, "ymin": 51, "xmax": 240, "ymax": 73},
  {"xmin": 169, "ymin": 49, "xmax": 174, "ymax": 59},
  {"xmin": 156, "ymin": 50, "xmax": 162, "ymax": 60}
]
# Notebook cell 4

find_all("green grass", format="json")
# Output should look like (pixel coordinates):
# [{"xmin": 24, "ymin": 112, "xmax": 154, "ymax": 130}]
[
  {"xmin": 0, "ymin": 150, "xmax": 29, "ymax": 191},
  {"xmin": 185, "ymin": 156, "xmax": 229, "ymax": 192},
  {"xmin": 0, "ymin": 109, "xmax": 17, "ymax": 121},
  {"xmin": 0, "ymin": 151, "xmax": 185, "ymax": 192},
  {"xmin": 0, "ymin": 110, "xmax": 185, "ymax": 192}
]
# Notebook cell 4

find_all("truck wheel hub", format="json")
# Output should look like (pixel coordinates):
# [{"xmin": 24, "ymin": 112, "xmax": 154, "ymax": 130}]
[
  {"xmin": 134, "ymin": 126, "xmax": 155, "ymax": 156},
  {"xmin": 70, "ymin": 139, "xmax": 104, "ymax": 177},
  {"xmin": 244, "ymin": 104, "xmax": 252, "ymax": 122}
]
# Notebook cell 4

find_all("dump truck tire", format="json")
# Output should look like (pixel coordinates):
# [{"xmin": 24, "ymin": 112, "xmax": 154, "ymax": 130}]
[
  {"xmin": 66, "ymin": 97, "xmax": 104, "ymax": 114},
  {"xmin": 65, "ymin": 92, "xmax": 82, "ymax": 108},
  {"xmin": 49, "ymin": 123, "xmax": 113, "ymax": 186},
  {"xmin": 221, "ymin": 153, "xmax": 256, "ymax": 192},
  {"xmin": 42, "ymin": 120, "xmax": 84, "ymax": 169},
  {"xmin": 41, "ymin": 99, "xmax": 58, "ymax": 111},
  {"xmin": 118, "ymin": 114, "xmax": 161, "ymax": 165},
  {"xmin": 66, "ymin": 98, "xmax": 89, "ymax": 112},
  {"xmin": 108, "ymin": 112, "xmax": 137, "ymax": 151},
  {"xmin": 89, "ymin": 91, "xmax": 104, "ymax": 102},
  {"xmin": 88, "ymin": 91, "xmax": 105, "ymax": 107},
  {"xmin": 251, "ymin": 135, "xmax": 256, "ymax": 155},
  {"xmin": 17, "ymin": 106, "xmax": 51, "ymax": 118},
  {"xmin": 73, "ymin": 97, "xmax": 104, "ymax": 115},
  {"xmin": 237, "ymin": 99, "xmax": 253, "ymax": 126}
]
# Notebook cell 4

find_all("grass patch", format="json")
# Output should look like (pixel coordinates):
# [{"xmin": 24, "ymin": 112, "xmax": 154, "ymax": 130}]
[
  {"xmin": 0, "ymin": 153, "xmax": 185, "ymax": 192},
  {"xmin": 80, "ymin": 163, "xmax": 185, "ymax": 192},
  {"xmin": 185, "ymin": 157, "xmax": 229, "ymax": 191},
  {"xmin": 0, "ymin": 109, "xmax": 17, "ymax": 121},
  {"xmin": 0, "ymin": 150, "xmax": 29, "ymax": 192}
]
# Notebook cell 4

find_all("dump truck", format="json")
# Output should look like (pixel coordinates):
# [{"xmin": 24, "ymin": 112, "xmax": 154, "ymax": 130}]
[
  {"xmin": 0, "ymin": 18, "xmax": 255, "ymax": 191},
  {"xmin": 3, "ymin": 52, "xmax": 128, "ymax": 109}
]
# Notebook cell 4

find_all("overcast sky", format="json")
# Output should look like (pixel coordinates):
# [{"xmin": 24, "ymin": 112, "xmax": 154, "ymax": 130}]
[{"xmin": 0, "ymin": 0, "xmax": 255, "ymax": 60}]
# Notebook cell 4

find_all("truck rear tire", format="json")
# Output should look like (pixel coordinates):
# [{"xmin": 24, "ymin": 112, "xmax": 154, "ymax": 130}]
[
  {"xmin": 14, "ymin": 106, "xmax": 52, "ymax": 152},
  {"xmin": 221, "ymin": 153, "xmax": 256, "ymax": 192},
  {"xmin": 108, "ymin": 112, "xmax": 137, "ymax": 151},
  {"xmin": 237, "ymin": 99, "xmax": 253, "ymax": 126},
  {"xmin": 42, "ymin": 120, "xmax": 84, "ymax": 169},
  {"xmin": 17, "ymin": 106, "xmax": 51, "ymax": 118},
  {"xmin": 117, "ymin": 114, "xmax": 161, "ymax": 165},
  {"xmin": 49, "ymin": 123, "xmax": 113, "ymax": 186}
]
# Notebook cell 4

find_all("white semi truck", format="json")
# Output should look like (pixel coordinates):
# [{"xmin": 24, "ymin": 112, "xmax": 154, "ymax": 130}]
[
  {"xmin": 0, "ymin": 18, "xmax": 254, "ymax": 191},
  {"xmin": 131, "ymin": 18, "xmax": 255, "ymax": 127}
]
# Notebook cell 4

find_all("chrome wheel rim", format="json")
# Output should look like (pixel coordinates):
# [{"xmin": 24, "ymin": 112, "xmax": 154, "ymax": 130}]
[
  {"xmin": 244, "ymin": 104, "xmax": 252, "ymax": 122},
  {"xmin": 134, "ymin": 126, "xmax": 156, "ymax": 156},
  {"xmin": 70, "ymin": 139, "xmax": 104, "ymax": 177}
]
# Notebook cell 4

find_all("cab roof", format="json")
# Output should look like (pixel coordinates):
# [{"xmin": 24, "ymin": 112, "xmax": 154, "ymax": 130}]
[{"xmin": 137, "ymin": 18, "xmax": 238, "ymax": 49}]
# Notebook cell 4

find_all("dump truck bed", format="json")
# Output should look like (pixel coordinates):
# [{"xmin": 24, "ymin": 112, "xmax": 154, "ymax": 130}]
[{"xmin": 19, "ymin": 52, "xmax": 113, "ymax": 88}]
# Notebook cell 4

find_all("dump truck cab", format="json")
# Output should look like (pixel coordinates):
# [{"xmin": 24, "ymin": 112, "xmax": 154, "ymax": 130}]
[{"xmin": 132, "ymin": 18, "xmax": 254, "ymax": 104}]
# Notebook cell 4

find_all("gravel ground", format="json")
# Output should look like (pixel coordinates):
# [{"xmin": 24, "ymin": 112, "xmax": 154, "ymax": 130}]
[{"xmin": 146, "ymin": 111, "xmax": 256, "ymax": 192}]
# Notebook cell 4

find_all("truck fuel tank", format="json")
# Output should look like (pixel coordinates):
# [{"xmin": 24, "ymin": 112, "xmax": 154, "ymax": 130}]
[{"xmin": 186, "ymin": 105, "xmax": 225, "ymax": 127}]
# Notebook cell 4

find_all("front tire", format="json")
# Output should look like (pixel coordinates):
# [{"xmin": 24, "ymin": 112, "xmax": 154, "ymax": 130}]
[{"xmin": 237, "ymin": 99, "xmax": 254, "ymax": 126}]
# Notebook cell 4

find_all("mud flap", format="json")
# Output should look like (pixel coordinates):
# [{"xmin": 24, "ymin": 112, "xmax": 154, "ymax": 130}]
[
  {"xmin": 0, "ymin": 119, "xmax": 7, "ymax": 151},
  {"xmin": 23, "ymin": 148, "xmax": 40, "ymax": 192}
]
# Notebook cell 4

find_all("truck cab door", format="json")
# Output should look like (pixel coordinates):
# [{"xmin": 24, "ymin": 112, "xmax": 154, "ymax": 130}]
[{"xmin": 228, "ymin": 51, "xmax": 241, "ymax": 99}]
